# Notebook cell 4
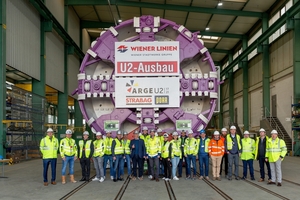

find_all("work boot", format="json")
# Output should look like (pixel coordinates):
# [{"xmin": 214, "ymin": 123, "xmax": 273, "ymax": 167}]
[
  {"xmin": 79, "ymin": 177, "xmax": 86, "ymax": 181},
  {"xmin": 51, "ymin": 181, "xmax": 56, "ymax": 185},
  {"xmin": 62, "ymin": 176, "xmax": 66, "ymax": 184},
  {"xmin": 70, "ymin": 175, "xmax": 77, "ymax": 183},
  {"xmin": 44, "ymin": 182, "xmax": 48, "ymax": 186}
]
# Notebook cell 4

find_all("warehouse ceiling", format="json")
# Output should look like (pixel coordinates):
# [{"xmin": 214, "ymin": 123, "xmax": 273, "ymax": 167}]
[{"xmin": 67, "ymin": 0, "xmax": 282, "ymax": 64}]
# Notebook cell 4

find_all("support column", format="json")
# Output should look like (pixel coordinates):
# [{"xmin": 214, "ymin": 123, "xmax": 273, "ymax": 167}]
[
  {"xmin": 242, "ymin": 37, "xmax": 249, "ymax": 130},
  {"xmin": 219, "ymin": 72, "xmax": 223, "ymax": 129},
  {"xmin": 262, "ymin": 14, "xmax": 270, "ymax": 117},
  {"xmin": 0, "ymin": 0, "xmax": 6, "ymax": 157},
  {"xmin": 228, "ymin": 53, "xmax": 234, "ymax": 124},
  {"xmin": 74, "ymin": 99, "xmax": 83, "ymax": 131},
  {"xmin": 294, "ymin": 0, "xmax": 300, "ymax": 103}
]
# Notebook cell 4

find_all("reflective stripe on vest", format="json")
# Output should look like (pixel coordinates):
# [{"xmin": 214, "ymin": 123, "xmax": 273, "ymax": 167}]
[
  {"xmin": 226, "ymin": 134, "xmax": 241, "ymax": 150},
  {"xmin": 60, "ymin": 138, "xmax": 77, "ymax": 157},
  {"xmin": 105, "ymin": 137, "xmax": 113, "ymax": 155},
  {"xmin": 79, "ymin": 140, "xmax": 92, "ymax": 158},
  {"xmin": 147, "ymin": 137, "xmax": 161, "ymax": 157},
  {"xmin": 123, "ymin": 139, "xmax": 131, "ymax": 155},
  {"xmin": 93, "ymin": 139, "xmax": 105, "ymax": 157},
  {"xmin": 114, "ymin": 139, "xmax": 124, "ymax": 155},
  {"xmin": 241, "ymin": 138, "xmax": 255, "ymax": 160},
  {"xmin": 171, "ymin": 140, "xmax": 181, "ymax": 158},
  {"xmin": 208, "ymin": 139, "xmax": 224, "ymax": 157},
  {"xmin": 185, "ymin": 138, "xmax": 197, "ymax": 155},
  {"xmin": 161, "ymin": 141, "xmax": 170, "ymax": 158},
  {"xmin": 40, "ymin": 136, "xmax": 58, "ymax": 159}
]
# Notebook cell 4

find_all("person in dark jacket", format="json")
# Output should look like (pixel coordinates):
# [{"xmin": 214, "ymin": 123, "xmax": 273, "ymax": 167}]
[
  {"xmin": 130, "ymin": 130, "xmax": 146, "ymax": 180},
  {"xmin": 178, "ymin": 130, "xmax": 187, "ymax": 178},
  {"xmin": 78, "ymin": 131, "xmax": 94, "ymax": 181}
]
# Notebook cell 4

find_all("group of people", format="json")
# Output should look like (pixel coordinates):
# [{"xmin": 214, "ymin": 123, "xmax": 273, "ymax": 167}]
[{"xmin": 40, "ymin": 125, "xmax": 287, "ymax": 187}]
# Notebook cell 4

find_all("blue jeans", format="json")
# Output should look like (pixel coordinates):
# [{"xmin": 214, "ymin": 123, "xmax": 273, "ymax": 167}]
[
  {"xmin": 199, "ymin": 154, "xmax": 209, "ymax": 176},
  {"xmin": 103, "ymin": 155, "xmax": 113, "ymax": 177},
  {"xmin": 61, "ymin": 156, "xmax": 74, "ymax": 176},
  {"xmin": 120, "ymin": 154, "xmax": 131, "ymax": 176},
  {"xmin": 113, "ymin": 155, "xmax": 124, "ymax": 179},
  {"xmin": 242, "ymin": 159, "xmax": 254, "ymax": 178},
  {"xmin": 43, "ymin": 158, "xmax": 57, "ymax": 182},
  {"xmin": 171, "ymin": 156, "xmax": 180, "ymax": 178},
  {"xmin": 186, "ymin": 154, "xmax": 196, "ymax": 177},
  {"xmin": 178, "ymin": 156, "xmax": 187, "ymax": 177}
]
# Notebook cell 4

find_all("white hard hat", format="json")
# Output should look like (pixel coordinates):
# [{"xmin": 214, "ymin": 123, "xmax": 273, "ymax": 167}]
[
  {"xmin": 271, "ymin": 130, "xmax": 278, "ymax": 134},
  {"xmin": 123, "ymin": 131, "xmax": 128, "ymax": 135},
  {"xmin": 157, "ymin": 128, "xmax": 162, "ymax": 133},
  {"xmin": 66, "ymin": 129, "xmax": 72, "ymax": 134},
  {"xmin": 188, "ymin": 130, "xmax": 193, "ymax": 134},
  {"xmin": 259, "ymin": 128, "xmax": 266, "ymax": 132},
  {"xmin": 106, "ymin": 130, "xmax": 111, "ymax": 134},
  {"xmin": 172, "ymin": 131, "xmax": 178, "ymax": 136},
  {"xmin": 214, "ymin": 131, "xmax": 220, "ymax": 136},
  {"xmin": 150, "ymin": 129, "xmax": 155, "ymax": 132},
  {"xmin": 83, "ymin": 131, "xmax": 89, "ymax": 135},
  {"xmin": 96, "ymin": 132, "xmax": 102, "ymax": 136},
  {"xmin": 142, "ymin": 127, "xmax": 148, "ymax": 131},
  {"xmin": 221, "ymin": 128, "xmax": 227, "ymax": 132},
  {"xmin": 117, "ymin": 130, "xmax": 122, "ymax": 135},
  {"xmin": 134, "ymin": 130, "xmax": 139, "ymax": 134},
  {"xmin": 230, "ymin": 126, "xmax": 236, "ymax": 130},
  {"xmin": 163, "ymin": 133, "xmax": 169, "ymax": 138},
  {"xmin": 244, "ymin": 131, "xmax": 250, "ymax": 135},
  {"xmin": 47, "ymin": 128, "xmax": 54, "ymax": 132}
]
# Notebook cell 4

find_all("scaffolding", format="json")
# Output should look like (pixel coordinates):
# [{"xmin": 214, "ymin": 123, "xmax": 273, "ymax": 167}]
[{"xmin": 5, "ymin": 85, "xmax": 47, "ymax": 161}]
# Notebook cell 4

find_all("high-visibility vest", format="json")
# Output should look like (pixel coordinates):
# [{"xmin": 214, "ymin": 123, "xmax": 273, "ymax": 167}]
[
  {"xmin": 171, "ymin": 139, "xmax": 181, "ymax": 158},
  {"xmin": 114, "ymin": 139, "xmax": 124, "ymax": 155},
  {"xmin": 241, "ymin": 138, "xmax": 255, "ymax": 160},
  {"xmin": 208, "ymin": 139, "xmax": 224, "ymax": 157},
  {"xmin": 93, "ymin": 139, "xmax": 105, "ymax": 157},
  {"xmin": 79, "ymin": 140, "xmax": 92, "ymax": 158},
  {"xmin": 140, "ymin": 134, "xmax": 150, "ymax": 149},
  {"xmin": 60, "ymin": 137, "xmax": 78, "ymax": 158},
  {"xmin": 123, "ymin": 139, "xmax": 131, "ymax": 155},
  {"xmin": 147, "ymin": 136, "xmax": 161, "ymax": 157},
  {"xmin": 104, "ymin": 137, "xmax": 113, "ymax": 155},
  {"xmin": 226, "ymin": 134, "xmax": 241, "ymax": 151},
  {"xmin": 197, "ymin": 137, "xmax": 210, "ymax": 153},
  {"xmin": 254, "ymin": 136, "xmax": 269, "ymax": 160},
  {"xmin": 265, "ymin": 137, "xmax": 287, "ymax": 162},
  {"xmin": 40, "ymin": 135, "xmax": 59, "ymax": 159},
  {"xmin": 161, "ymin": 141, "xmax": 171, "ymax": 158},
  {"xmin": 184, "ymin": 138, "xmax": 198, "ymax": 155}
]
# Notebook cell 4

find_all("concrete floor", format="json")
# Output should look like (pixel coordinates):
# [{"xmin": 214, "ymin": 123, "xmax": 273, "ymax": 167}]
[{"xmin": 0, "ymin": 156, "xmax": 299, "ymax": 200}]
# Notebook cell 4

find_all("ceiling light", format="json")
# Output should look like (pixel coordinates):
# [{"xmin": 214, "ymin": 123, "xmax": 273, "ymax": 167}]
[
  {"xmin": 118, "ymin": 19, "xmax": 122, "ymax": 23},
  {"xmin": 218, "ymin": 1, "xmax": 223, "ymax": 6},
  {"xmin": 205, "ymin": 27, "xmax": 210, "ymax": 30}
]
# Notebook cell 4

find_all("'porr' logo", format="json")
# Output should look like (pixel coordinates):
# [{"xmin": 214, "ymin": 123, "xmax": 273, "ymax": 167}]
[{"xmin": 117, "ymin": 45, "xmax": 128, "ymax": 53}]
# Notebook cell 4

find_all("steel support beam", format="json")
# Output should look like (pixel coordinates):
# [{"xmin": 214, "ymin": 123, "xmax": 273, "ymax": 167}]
[
  {"xmin": 0, "ymin": 0, "xmax": 6, "ymax": 157},
  {"xmin": 221, "ymin": 0, "xmax": 300, "ymax": 77},
  {"xmin": 242, "ymin": 38, "xmax": 249, "ymax": 130},
  {"xmin": 29, "ymin": 0, "xmax": 84, "ymax": 59},
  {"xmin": 228, "ymin": 53, "xmax": 234, "ymax": 124},
  {"xmin": 262, "ymin": 15, "xmax": 270, "ymax": 117},
  {"xmin": 294, "ymin": 0, "xmax": 300, "ymax": 103},
  {"xmin": 66, "ymin": 0, "xmax": 262, "ymax": 18}
]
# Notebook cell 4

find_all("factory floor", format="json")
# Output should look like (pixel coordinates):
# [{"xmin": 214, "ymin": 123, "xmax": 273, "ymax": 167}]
[{"xmin": 0, "ymin": 155, "xmax": 299, "ymax": 200}]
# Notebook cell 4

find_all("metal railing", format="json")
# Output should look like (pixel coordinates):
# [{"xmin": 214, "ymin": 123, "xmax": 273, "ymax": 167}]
[{"xmin": 263, "ymin": 107, "xmax": 285, "ymax": 140}]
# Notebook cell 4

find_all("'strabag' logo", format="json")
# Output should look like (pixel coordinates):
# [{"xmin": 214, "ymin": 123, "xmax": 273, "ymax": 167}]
[{"xmin": 117, "ymin": 45, "xmax": 128, "ymax": 53}]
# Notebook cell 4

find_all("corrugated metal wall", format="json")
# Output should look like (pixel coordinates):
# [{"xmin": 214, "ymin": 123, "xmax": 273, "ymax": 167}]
[
  {"xmin": 6, "ymin": 0, "xmax": 40, "ymax": 80},
  {"xmin": 68, "ymin": 55, "xmax": 79, "ymax": 97},
  {"xmin": 82, "ymin": 29, "xmax": 91, "ymax": 53},
  {"xmin": 45, "ymin": 31, "xmax": 64, "ymax": 92},
  {"xmin": 68, "ymin": 7, "xmax": 80, "ymax": 46},
  {"xmin": 46, "ymin": 0, "xmax": 64, "ymax": 27}
]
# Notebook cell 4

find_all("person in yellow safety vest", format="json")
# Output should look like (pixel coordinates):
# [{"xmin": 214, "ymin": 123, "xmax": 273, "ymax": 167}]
[
  {"xmin": 40, "ymin": 128, "xmax": 59, "ymax": 186},
  {"xmin": 146, "ymin": 129, "xmax": 161, "ymax": 182},
  {"xmin": 171, "ymin": 131, "xmax": 181, "ymax": 180},
  {"xmin": 197, "ymin": 129, "xmax": 210, "ymax": 180},
  {"xmin": 254, "ymin": 128, "xmax": 271, "ymax": 182},
  {"xmin": 103, "ymin": 130, "xmax": 114, "ymax": 180},
  {"xmin": 265, "ymin": 130, "xmax": 287, "ymax": 187},
  {"xmin": 178, "ymin": 130, "xmax": 187, "ymax": 178},
  {"xmin": 78, "ymin": 131, "xmax": 94, "ymax": 182},
  {"xmin": 60, "ymin": 129, "xmax": 78, "ymax": 184},
  {"xmin": 184, "ymin": 130, "xmax": 198, "ymax": 180},
  {"xmin": 139, "ymin": 126, "xmax": 151, "ymax": 179},
  {"xmin": 112, "ymin": 130, "xmax": 125, "ymax": 182},
  {"xmin": 225, "ymin": 125, "xmax": 242, "ymax": 181},
  {"xmin": 161, "ymin": 133, "xmax": 172, "ymax": 181},
  {"xmin": 121, "ymin": 131, "xmax": 131, "ymax": 179},
  {"xmin": 92, "ymin": 132, "xmax": 106, "ymax": 182},
  {"xmin": 240, "ymin": 131, "xmax": 256, "ymax": 180}
]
